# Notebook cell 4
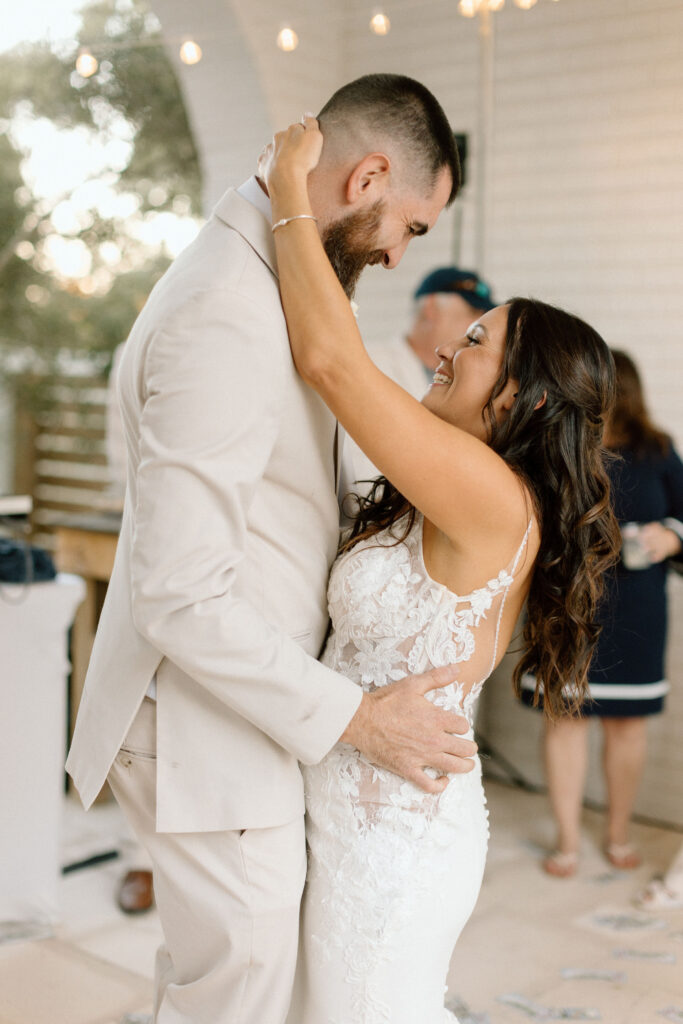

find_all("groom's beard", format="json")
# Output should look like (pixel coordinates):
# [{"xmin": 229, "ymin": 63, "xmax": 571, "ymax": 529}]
[{"xmin": 322, "ymin": 199, "xmax": 386, "ymax": 300}]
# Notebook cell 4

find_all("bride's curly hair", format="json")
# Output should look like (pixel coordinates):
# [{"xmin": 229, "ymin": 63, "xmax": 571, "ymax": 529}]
[{"xmin": 342, "ymin": 298, "xmax": 621, "ymax": 718}]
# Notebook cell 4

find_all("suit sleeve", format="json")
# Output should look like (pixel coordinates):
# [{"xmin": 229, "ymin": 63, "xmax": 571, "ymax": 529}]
[{"xmin": 129, "ymin": 286, "xmax": 361, "ymax": 764}]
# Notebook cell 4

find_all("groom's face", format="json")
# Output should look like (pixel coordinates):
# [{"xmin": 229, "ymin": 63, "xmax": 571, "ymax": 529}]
[
  {"xmin": 321, "ymin": 201, "xmax": 386, "ymax": 300},
  {"xmin": 321, "ymin": 165, "xmax": 453, "ymax": 300}
]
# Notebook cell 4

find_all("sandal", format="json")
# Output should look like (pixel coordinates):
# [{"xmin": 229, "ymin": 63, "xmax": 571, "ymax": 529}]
[
  {"xmin": 634, "ymin": 877, "xmax": 683, "ymax": 911},
  {"xmin": 543, "ymin": 850, "xmax": 578, "ymax": 878},
  {"xmin": 605, "ymin": 842, "xmax": 641, "ymax": 870}
]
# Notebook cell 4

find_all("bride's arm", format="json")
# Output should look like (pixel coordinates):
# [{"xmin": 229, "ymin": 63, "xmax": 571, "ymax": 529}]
[{"xmin": 266, "ymin": 121, "xmax": 527, "ymax": 554}]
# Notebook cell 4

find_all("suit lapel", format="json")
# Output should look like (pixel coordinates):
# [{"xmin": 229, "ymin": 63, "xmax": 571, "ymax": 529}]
[
  {"xmin": 212, "ymin": 188, "xmax": 278, "ymax": 279},
  {"xmin": 215, "ymin": 187, "xmax": 345, "ymax": 499}
]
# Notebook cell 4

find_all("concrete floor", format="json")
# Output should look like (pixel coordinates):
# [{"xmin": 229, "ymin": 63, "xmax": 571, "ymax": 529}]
[{"xmin": 1, "ymin": 780, "xmax": 682, "ymax": 1024}]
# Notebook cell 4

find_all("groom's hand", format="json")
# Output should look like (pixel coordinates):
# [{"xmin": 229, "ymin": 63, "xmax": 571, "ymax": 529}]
[{"xmin": 340, "ymin": 665, "xmax": 477, "ymax": 794}]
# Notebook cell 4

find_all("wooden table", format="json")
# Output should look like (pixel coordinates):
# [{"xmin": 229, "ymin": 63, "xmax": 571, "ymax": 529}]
[{"xmin": 54, "ymin": 513, "xmax": 121, "ymax": 746}]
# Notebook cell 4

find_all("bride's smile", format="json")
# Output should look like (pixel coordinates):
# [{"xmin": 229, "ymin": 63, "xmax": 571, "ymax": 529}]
[{"xmin": 422, "ymin": 304, "xmax": 518, "ymax": 442}]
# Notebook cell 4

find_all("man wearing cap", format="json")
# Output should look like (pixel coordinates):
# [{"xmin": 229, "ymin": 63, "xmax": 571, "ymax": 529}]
[{"xmin": 350, "ymin": 266, "xmax": 496, "ymax": 487}]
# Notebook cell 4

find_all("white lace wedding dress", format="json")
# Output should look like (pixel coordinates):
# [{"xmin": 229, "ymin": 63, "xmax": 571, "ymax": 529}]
[{"xmin": 287, "ymin": 512, "xmax": 531, "ymax": 1024}]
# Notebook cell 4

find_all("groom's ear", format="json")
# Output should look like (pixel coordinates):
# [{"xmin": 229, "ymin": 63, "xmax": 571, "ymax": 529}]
[{"xmin": 345, "ymin": 153, "xmax": 391, "ymax": 206}]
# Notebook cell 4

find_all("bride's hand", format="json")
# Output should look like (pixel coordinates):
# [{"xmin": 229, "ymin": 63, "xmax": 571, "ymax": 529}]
[{"xmin": 258, "ymin": 115, "xmax": 323, "ymax": 198}]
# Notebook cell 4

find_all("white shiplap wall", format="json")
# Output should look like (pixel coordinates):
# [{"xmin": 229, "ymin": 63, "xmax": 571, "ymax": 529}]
[{"xmin": 486, "ymin": 0, "xmax": 683, "ymax": 449}]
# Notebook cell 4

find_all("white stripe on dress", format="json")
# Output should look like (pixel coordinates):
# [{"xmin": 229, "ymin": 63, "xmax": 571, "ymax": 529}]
[{"xmin": 520, "ymin": 673, "xmax": 670, "ymax": 701}]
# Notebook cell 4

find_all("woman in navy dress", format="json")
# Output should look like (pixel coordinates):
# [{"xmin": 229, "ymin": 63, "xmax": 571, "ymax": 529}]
[{"xmin": 522, "ymin": 350, "xmax": 683, "ymax": 876}]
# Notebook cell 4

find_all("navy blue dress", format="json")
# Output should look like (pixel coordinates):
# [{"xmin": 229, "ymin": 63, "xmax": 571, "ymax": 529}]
[{"xmin": 522, "ymin": 441, "xmax": 683, "ymax": 717}]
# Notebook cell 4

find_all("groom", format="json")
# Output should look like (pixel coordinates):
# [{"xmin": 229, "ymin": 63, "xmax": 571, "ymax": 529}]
[{"xmin": 67, "ymin": 74, "xmax": 476, "ymax": 1023}]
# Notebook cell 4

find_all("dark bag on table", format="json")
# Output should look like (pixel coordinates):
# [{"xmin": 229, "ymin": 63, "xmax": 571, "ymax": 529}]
[{"xmin": 0, "ymin": 538, "xmax": 57, "ymax": 583}]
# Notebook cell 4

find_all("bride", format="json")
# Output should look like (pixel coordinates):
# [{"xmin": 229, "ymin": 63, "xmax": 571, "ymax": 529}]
[{"xmin": 262, "ymin": 118, "xmax": 619, "ymax": 1024}]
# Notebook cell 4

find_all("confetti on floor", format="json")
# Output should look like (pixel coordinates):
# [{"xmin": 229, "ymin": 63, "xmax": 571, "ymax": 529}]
[
  {"xmin": 445, "ymin": 993, "xmax": 491, "ymax": 1023},
  {"xmin": 560, "ymin": 967, "xmax": 627, "ymax": 983},
  {"xmin": 613, "ymin": 947, "xmax": 676, "ymax": 964},
  {"xmin": 575, "ymin": 905, "xmax": 668, "ymax": 934},
  {"xmin": 497, "ymin": 992, "xmax": 601, "ymax": 1020},
  {"xmin": 658, "ymin": 1009, "xmax": 683, "ymax": 1023},
  {"xmin": 589, "ymin": 872, "xmax": 620, "ymax": 886}
]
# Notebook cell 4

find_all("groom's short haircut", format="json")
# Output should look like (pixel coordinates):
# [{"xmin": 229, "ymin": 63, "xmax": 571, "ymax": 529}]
[{"xmin": 318, "ymin": 74, "xmax": 461, "ymax": 206}]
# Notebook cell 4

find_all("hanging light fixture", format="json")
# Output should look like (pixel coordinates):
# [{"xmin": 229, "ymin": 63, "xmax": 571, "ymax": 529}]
[
  {"xmin": 179, "ymin": 39, "xmax": 202, "ymax": 65},
  {"xmin": 458, "ymin": 0, "xmax": 505, "ymax": 14},
  {"xmin": 370, "ymin": 11, "xmax": 391, "ymax": 35},
  {"xmin": 458, "ymin": 0, "xmax": 550, "ymax": 16},
  {"xmin": 277, "ymin": 26, "xmax": 299, "ymax": 51},
  {"xmin": 75, "ymin": 49, "xmax": 98, "ymax": 77},
  {"xmin": 458, "ymin": 0, "xmax": 478, "ymax": 15}
]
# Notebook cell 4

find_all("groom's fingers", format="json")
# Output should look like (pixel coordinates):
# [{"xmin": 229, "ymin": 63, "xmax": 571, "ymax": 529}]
[
  {"xmin": 438, "ymin": 749, "xmax": 477, "ymax": 774},
  {"xmin": 435, "ymin": 707, "xmax": 472, "ymax": 737},
  {"xmin": 407, "ymin": 770, "xmax": 450, "ymax": 795},
  {"xmin": 410, "ymin": 663, "xmax": 460, "ymax": 695},
  {"xmin": 441, "ymin": 732, "xmax": 478, "ymax": 763},
  {"xmin": 415, "ymin": 744, "xmax": 476, "ymax": 777}
]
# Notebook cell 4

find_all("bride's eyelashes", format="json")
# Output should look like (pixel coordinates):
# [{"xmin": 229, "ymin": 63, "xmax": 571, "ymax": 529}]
[{"xmin": 466, "ymin": 334, "xmax": 480, "ymax": 346}]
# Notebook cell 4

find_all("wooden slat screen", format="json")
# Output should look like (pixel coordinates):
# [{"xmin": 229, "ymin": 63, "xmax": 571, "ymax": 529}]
[{"xmin": 16, "ymin": 374, "xmax": 117, "ymax": 550}]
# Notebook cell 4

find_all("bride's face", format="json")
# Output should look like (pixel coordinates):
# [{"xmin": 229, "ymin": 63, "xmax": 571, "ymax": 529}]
[{"xmin": 421, "ymin": 304, "xmax": 518, "ymax": 442}]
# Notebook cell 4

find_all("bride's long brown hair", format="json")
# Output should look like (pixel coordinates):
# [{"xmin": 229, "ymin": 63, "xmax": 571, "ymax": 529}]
[{"xmin": 342, "ymin": 298, "xmax": 621, "ymax": 717}]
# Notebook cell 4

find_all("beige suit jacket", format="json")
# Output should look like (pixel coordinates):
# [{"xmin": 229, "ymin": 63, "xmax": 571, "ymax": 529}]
[{"xmin": 66, "ymin": 188, "xmax": 362, "ymax": 832}]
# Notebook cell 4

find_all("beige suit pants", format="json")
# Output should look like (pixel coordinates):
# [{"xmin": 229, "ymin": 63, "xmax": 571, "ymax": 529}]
[{"xmin": 107, "ymin": 698, "xmax": 306, "ymax": 1024}]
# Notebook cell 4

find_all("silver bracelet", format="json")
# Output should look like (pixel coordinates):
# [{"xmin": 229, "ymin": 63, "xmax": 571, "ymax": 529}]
[{"xmin": 272, "ymin": 214, "xmax": 318, "ymax": 232}]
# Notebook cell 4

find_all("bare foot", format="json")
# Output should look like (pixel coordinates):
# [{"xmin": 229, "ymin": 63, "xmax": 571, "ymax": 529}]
[
  {"xmin": 605, "ymin": 842, "xmax": 641, "ymax": 870},
  {"xmin": 543, "ymin": 850, "xmax": 578, "ymax": 878}
]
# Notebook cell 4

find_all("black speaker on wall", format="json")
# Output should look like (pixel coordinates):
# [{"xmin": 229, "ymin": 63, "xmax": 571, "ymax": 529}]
[{"xmin": 454, "ymin": 133, "xmax": 468, "ymax": 189}]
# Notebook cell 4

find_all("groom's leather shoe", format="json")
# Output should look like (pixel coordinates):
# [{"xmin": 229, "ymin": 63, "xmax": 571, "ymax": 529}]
[{"xmin": 117, "ymin": 869, "xmax": 154, "ymax": 914}]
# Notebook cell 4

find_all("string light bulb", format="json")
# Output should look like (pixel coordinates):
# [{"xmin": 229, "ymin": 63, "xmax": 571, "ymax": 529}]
[
  {"xmin": 370, "ymin": 12, "xmax": 391, "ymax": 35},
  {"xmin": 75, "ymin": 49, "xmax": 98, "ymax": 77},
  {"xmin": 277, "ymin": 26, "xmax": 299, "ymax": 52},
  {"xmin": 457, "ymin": 0, "xmax": 550, "ymax": 15},
  {"xmin": 179, "ymin": 40, "xmax": 202, "ymax": 65},
  {"xmin": 458, "ymin": 0, "xmax": 478, "ymax": 15}
]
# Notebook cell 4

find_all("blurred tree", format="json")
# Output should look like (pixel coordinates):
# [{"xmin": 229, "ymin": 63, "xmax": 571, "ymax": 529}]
[{"xmin": 0, "ymin": 0, "xmax": 202, "ymax": 394}]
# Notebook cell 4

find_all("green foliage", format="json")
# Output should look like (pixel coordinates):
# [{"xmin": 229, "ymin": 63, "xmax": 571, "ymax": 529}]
[{"xmin": 0, "ymin": 0, "xmax": 202, "ymax": 402}]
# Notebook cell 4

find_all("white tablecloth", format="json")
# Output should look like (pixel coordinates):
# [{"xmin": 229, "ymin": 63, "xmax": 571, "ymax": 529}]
[{"xmin": 1, "ymin": 573, "xmax": 85, "ymax": 922}]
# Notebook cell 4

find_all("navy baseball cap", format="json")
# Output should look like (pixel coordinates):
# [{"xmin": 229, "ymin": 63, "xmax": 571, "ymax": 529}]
[{"xmin": 414, "ymin": 266, "xmax": 495, "ymax": 312}]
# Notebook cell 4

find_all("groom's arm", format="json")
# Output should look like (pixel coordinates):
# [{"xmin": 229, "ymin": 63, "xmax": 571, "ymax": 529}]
[{"xmin": 129, "ymin": 285, "xmax": 362, "ymax": 765}]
